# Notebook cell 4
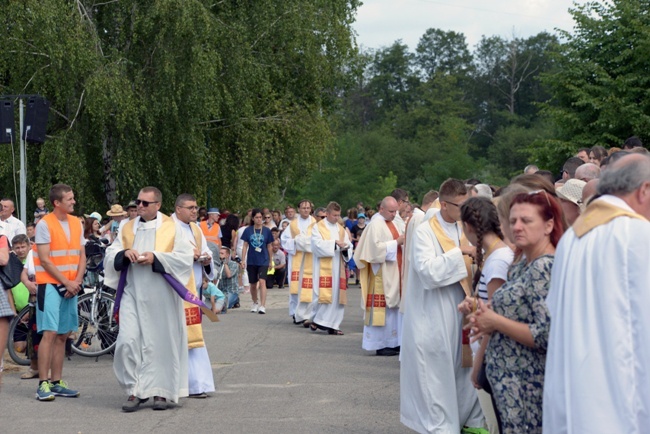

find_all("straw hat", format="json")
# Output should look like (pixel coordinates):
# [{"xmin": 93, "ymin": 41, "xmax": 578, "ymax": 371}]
[{"xmin": 106, "ymin": 204, "xmax": 127, "ymax": 217}]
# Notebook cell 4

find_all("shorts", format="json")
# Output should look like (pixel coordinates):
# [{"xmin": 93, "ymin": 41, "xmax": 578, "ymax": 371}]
[
  {"xmin": 246, "ymin": 264, "xmax": 268, "ymax": 284},
  {"xmin": 36, "ymin": 284, "xmax": 78, "ymax": 334}
]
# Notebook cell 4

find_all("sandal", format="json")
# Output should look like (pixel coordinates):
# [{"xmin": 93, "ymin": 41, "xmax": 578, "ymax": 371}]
[
  {"xmin": 302, "ymin": 320, "xmax": 311, "ymax": 328},
  {"xmin": 21, "ymin": 368, "xmax": 39, "ymax": 380},
  {"xmin": 309, "ymin": 323, "xmax": 318, "ymax": 331},
  {"xmin": 328, "ymin": 329, "xmax": 344, "ymax": 336}
]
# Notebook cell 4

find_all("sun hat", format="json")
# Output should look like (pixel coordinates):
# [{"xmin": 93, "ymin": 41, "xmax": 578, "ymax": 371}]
[
  {"xmin": 106, "ymin": 204, "xmax": 127, "ymax": 217},
  {"xmin": 207, "ymin": 208, "xmax": 220, "ymax": 214},
  {"xmin": 125, "ymin": 201, "xmax": 137, "ymax": 210},
  {"xmin": 556, "ymin": 179, "xmax": 587, "ymax": 210}
]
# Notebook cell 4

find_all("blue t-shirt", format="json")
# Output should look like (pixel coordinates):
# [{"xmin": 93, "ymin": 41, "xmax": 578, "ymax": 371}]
[{"xmin": 241, "ymin": 226, "xmax": 274, "ymax": 266}]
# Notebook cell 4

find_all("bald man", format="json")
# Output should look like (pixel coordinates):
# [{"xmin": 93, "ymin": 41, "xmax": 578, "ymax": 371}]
[{"xmin": 353, "ymin": 197, "xmax": 404, "ymax": 356}]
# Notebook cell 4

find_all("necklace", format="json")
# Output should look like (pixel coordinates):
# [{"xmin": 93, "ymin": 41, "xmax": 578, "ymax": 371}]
[{"xmin": 484, "ymin": 237, "xmax": 502, "ymax": 259}]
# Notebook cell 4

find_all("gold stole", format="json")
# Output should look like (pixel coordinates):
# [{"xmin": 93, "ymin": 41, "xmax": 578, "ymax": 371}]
[
  {"xmin": 121, "ymin": 216, "xmax": 203, "ymax": 349},
  {"xmin": 362, "ymin": 221, "xmax": 400, "ymax": 327},
  {"xmin": 183, "ymin": 223, "xmax": 206, "ymax": 348},
  {"xmin": 289, "ymin": 217, "xmax": 316, "ymax": 303},
  {"xmin": 428, "ymin": 216, "xmax": 474, "ymax": 368},
  {"xmin": 573, "ymin": 199, "xmax": 647, "ymax": 238},
  {"xmin": 315, "ymin": 219, "xmax": 347, "ymax": 305}
]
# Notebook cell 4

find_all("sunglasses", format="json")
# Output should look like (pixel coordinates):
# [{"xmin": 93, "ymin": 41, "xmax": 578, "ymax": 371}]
[
  {"xmin": 135, "ymin": 199, "xmax": 159, "ymax": 207},
  {"xmin": 527, "ymin": 189, "xmax": 552, "ymax": 207}
]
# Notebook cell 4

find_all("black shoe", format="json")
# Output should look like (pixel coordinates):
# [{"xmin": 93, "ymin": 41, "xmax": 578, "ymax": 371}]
[
  {"xmin": 122, "ymin": 395, "xmax": 149, "ymax": 412},
  {"xmin": 376, "ymin": 348, "xmax": 398, "ymax": 356},
  {"xmin": 391, "ymin": 346, "xmax": 401, "ymax": 353},
  {"xmin": 153, "ymin": 396, "xmax": 167, "ymax": 410}
]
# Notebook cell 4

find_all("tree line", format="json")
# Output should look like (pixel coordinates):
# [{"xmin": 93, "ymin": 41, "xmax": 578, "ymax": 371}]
[{"xmin": 1, "ymin": 0, "xmax": 647, "ymax": 214}]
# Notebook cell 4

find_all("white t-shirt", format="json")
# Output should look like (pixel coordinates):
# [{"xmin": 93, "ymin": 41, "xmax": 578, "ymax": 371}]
[{"xmin": 477, "ymin": 246, "xmax": 514, "ymax": 302}]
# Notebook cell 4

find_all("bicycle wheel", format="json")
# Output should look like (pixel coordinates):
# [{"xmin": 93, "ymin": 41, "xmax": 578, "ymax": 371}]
[
  {"xmin": 71, "ymin": 292, "xmax": 119, "ymax": 357},
  {"xmin": 8, "ymin": 306, "xmax": 32, "ymax": 366}
]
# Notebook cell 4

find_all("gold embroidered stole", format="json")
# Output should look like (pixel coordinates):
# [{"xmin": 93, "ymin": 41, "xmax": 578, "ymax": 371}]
[
  {"xmin": 121, "ymin": 216, "xmax": 203, "ymax": 348},
  {"xmin": 315, "ymin": 219, "xmax": 347, "ymax": 305},
  {"xmin": 573, "ymin": 200, "xmax": 647, "ymax": 238},
  {"xmin": 363, "ymin": 221, "xmax": 400, "ymax": 327},
  {"xmin": 289, "ymin": 217, "xmax": 316, "ymax": 302},
  {"xmin": 428, "ymin": 216, "xmax": 474, "ymax": 367}
]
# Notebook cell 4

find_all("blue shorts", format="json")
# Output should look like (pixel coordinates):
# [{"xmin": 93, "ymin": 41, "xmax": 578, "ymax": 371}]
[{"xmin": 36, "ymin": 284, "xmax": 78, "ymax": 334}]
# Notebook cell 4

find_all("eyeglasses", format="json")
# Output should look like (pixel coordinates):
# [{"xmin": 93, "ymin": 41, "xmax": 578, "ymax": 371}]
[
  {"xmin": 317, "ymin": 215, "xmax": 326, "ymax": 219},
  {"xmin": 264, "ymin": 215, "xmax": 272, "ymax": 219},
  {"xmin": 179, "ymin": 206, "xmax": 199, "ymax": 211},
  {"xmin": 135, "ymin": 199, "xmax": 159, "ymax": 207},
  {"xmin": 443, "ymin": 200, "xmax": 461, "ymax": 208}
]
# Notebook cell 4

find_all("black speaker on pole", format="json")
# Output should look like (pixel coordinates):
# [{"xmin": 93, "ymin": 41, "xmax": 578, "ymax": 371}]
[
  {"xmin": 23, "ymin": 97, "xmax": 49, "ymax": 144},
  {"xmin": 0, "ymin": 100, "xmax": 14, "ymax": 144}
]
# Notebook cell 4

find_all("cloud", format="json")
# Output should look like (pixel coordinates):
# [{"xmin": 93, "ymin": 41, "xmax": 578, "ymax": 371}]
[{"xmin": 353, "ymin": 0, "xmax": 584, "ymax": 51}]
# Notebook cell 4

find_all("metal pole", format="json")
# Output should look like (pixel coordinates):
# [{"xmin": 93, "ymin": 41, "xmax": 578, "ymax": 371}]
[{"xmin": 19, "ymin": 98, "xmax": 26, "ymax": 225}]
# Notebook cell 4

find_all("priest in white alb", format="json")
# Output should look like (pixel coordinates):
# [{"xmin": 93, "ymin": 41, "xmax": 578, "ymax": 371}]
[
  {"xmin": 280, "ymin": 199, "xmax": 317, "ymax": 324},
  {"xmin": 400, "ymin": 179, "xmax": 484, "ymax": 433},
  {"xmin": 172, "ymin": 194, "xmax": 216, "ymax": 399},
  {"xmin": 353, "ymin": 196, "xmax": 404, "ymax": 356},
  {"xmin": 105, "ymin": 187, "xmax": 193, "ymax": 412},
  {"xmin": 544, "ymin": 154, "xmax": 650, "ymax": 433},
  {"xmin": 310, "ymin": 202, "xmax": 353, "ymax": 335}
]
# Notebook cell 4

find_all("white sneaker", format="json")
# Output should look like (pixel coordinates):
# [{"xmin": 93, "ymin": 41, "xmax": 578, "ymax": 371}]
[
  {"xmin": 250, "ymin": 302, "xmax": 259, "ymax": 313},
  {"xmin": 258, "ymin": 306, "xmax": 266, "ymax": 314}
]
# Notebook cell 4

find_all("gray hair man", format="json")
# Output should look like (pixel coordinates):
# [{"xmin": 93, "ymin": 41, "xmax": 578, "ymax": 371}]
[{"xmin": 544, "ymin": 154, "xmax": 650, "ymax": 432}]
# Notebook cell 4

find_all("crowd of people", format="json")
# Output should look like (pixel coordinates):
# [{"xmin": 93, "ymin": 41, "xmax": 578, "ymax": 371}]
[{"xmin": 0, "ymin": 140, "xmax": 648, "ymax": 432}]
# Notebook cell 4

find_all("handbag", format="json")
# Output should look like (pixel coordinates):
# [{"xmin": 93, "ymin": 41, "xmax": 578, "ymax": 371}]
[
  {"xmin": 477, "ymin": 361, "xmax": 492, "ymax": 395},
  {"xmin": 0, "ymin": 251, "xmax": 24, "ymax": 289}
]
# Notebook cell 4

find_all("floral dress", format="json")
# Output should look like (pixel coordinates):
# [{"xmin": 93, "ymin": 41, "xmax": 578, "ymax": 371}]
[{"xmin": 485, "ymin": 255, "xmax": 554, "ymax": 433}]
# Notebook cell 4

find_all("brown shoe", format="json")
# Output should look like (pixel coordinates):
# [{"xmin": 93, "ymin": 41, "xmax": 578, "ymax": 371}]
[{"xmin": 21, "ymin": 368, "xmax": 39, "ymax": 380}]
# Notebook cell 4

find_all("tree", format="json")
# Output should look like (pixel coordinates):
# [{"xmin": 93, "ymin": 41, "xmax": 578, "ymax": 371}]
[
  {"xmin": 0, "ymin": 0, "xmax": 361, "ymax": 214},
  {"xmin": 542, "ymin": 0, "xmax": 650, "ymax": 151},
  {"xmin": 415, "ymin": 28, "xmax": 473, "ymax": 79}
]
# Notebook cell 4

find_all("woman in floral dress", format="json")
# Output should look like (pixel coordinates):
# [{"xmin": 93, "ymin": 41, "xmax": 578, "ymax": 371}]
[{"xmin": 468, "ymin": 190, "xmax": 564, "ymax": 433}]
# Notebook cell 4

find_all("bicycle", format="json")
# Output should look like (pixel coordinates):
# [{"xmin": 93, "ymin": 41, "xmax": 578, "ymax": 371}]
[
  {"xmin": 70, "ymin": 238, "xmax": 119, "ymax": 358},
  {"xmin": 7, "ymin": 304, "xmax": 32, "ymax": 366}
]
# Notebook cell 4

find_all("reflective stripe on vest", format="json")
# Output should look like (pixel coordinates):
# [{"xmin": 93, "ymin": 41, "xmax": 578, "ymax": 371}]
[{"xmin": 33, "ymin": 213, "xmax": 82, "ymax": 284}]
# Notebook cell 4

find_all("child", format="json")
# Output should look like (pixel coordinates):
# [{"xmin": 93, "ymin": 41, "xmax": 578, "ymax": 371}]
[
  {"xmin": 33, "ymin": 197, "xmax": 48, "ymax": 224},
  {"xmin": 202, "ymin": 277, "xmax": 226, "ymax": 314}
]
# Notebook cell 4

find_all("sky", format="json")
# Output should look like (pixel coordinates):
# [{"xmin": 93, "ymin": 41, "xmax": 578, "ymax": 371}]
[{"xmin": 353, "ymin": 0, "xmax": 588, "ymax": 51}]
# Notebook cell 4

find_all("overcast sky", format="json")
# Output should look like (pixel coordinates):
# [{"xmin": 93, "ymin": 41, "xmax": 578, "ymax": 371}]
[{"xmin": 353, "ymin": 0, "xmax": 588, "ymax": 52}]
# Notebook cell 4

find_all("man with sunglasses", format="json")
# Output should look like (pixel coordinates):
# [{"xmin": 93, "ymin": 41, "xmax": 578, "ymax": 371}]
[
  {"xmin": 200, "ymin": 208, "xmax": 222, "ymax": 248},
  {"xmin": 172, "ymin": 194, "xmax": 216, "ymax": 399},
  {"xmin": 105, "ymin": 186, "xmax": 194, "ymax": 412}
]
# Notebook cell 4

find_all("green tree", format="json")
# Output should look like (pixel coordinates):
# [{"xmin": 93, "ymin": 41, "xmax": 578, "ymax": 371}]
[{"xmin": 541, "ymin": 0, "xmax": 650, "ymax": 154}]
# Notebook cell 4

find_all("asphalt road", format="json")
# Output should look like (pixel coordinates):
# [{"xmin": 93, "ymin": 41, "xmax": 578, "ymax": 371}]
[{"xmin": 0, "ymin": 284, "xmax": 410, "ymax": 434}]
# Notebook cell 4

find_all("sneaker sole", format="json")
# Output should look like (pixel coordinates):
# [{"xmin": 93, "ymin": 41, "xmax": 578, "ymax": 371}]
[
  {"xmin": 52, "ymin": 392, "xmax": 80, "ymax": 397},
  {"xmin": 35, "ymin": 393, "xmax": 55, "ymax": 401}
]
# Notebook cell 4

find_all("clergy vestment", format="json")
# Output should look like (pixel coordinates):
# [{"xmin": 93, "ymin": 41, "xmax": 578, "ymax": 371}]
[
  {"xmin": 280, "ymin": 216, "xmax": 317, "ymax": 321},
  {"xmin": 353, "ymin": 214, "xmax": 402, "ymax": 351},
  {"xmin": 172, "ymin": 214, "xmax": 216, "ymax": 396},
  {"xmin": 105, "ymin": 213, "xmax": 193, "ymax": 403},
  {"xmin": 310, "ymin": 219, "xmax": 353, "ymax": 331},
  {"xmin": 399, "ymin": 207, "xmax": 425, "ymax": 313},
  {"xmin": 543, "ymin": 195, "xmax": 650, "ymax": 433},
  {"xmin": 400, "ymin": 211, "xmax": 483, "ymax": 433}
]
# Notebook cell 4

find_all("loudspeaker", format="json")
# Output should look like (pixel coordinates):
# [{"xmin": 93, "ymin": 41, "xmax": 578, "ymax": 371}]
[
  {"xmin": 0, "ymin": 100, "xmax": 14, "ymax": 144},
  {"xmin": 23, "ymin": 97, "xmax": 49, "ymax": 144}
]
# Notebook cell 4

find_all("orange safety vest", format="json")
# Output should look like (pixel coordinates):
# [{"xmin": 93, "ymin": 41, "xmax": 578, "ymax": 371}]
[
  {"xmin": 33, "ymin": 213, "xmax": 82, "ymax": 284},
  {"xmin": 199, "ymin": 220, "xmax": 221, "ymax": 247}
]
